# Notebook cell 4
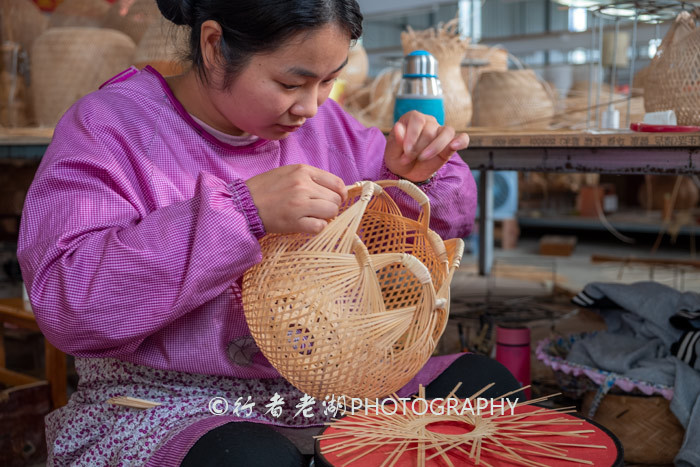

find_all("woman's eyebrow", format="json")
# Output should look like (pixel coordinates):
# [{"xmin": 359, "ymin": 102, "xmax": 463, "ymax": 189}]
[{"xmin": 285, "ymin": 57, "xmax": 349, "ymax": 78}]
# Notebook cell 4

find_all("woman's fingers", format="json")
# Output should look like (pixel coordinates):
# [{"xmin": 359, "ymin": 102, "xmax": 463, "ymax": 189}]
[{"xmin": 246, "ymin": 164, "xmax": 347, "ymax": 234}]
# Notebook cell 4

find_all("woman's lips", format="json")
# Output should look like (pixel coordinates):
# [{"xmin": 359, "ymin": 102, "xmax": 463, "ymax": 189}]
[{"xmin": 277, "ymin": 124, "xmax": 302, "ymax": 132}]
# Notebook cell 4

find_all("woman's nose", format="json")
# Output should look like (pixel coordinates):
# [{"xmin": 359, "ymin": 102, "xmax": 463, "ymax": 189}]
[{"xmin": 290, "ymin": 88, "xmax": 320, "ymax": 119}]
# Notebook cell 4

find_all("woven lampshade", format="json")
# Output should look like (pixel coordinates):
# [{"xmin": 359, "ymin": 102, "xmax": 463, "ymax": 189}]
[
  {"xmin": 472, "ymin": 69, "xmax": 555, "ymax": 129},
  {"xmin": 644, "ymin": 11, "xmax": 700, "ymax": 126},
  {"xmin": 102, "ymin": 0, "xmax": 161, "ymax": 44},
  {"xmin": 242, "ymin": 180, "xmax": 464, "ymax": 399},
  {"xmin": 48, "ymin": 0, "xmax": 111, "ymax": 28},
  {"xmin": 31, "ymin": 27, "xmax": 136, "ymax": 127},
  {"xmin": 133, "ymin": 16, "xmax": 189, "ymax": 76}
]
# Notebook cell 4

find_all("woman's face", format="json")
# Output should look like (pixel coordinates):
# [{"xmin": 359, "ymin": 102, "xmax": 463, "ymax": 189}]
[{"xmin": 208, "ymin": 23, "xmax": 350, "ymax": 139}]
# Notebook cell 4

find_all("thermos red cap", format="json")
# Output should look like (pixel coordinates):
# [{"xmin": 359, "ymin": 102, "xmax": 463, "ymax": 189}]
[{"xmin": 496, "ymin": 325, "xmax": 530, "ymax": 346}]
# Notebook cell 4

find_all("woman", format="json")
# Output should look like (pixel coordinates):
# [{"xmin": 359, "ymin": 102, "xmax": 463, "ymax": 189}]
[{"xmin": 18, "ymin": 0, "xmax": 518, "ymax": 465}]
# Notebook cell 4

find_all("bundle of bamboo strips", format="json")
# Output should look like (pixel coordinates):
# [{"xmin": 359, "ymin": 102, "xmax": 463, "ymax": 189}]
[{"xmin": 316, "ymin": 383, "xmax": 613, "ymax": 466}]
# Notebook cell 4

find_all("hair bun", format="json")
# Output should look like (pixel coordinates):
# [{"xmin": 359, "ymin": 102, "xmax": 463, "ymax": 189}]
[{"xmin": 155, "ymin": 0, "xmax": 194, "ymax": 26}]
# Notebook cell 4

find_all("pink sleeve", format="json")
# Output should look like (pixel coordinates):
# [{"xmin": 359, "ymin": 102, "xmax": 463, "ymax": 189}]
[{"xmin": 18, "ymin": 140, "xmax": 265, "ymax": 357}]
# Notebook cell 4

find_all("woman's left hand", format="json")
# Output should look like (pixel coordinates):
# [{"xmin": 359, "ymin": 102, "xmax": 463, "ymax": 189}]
[{"xmin": 384, "ymin": 111, "xmax": 470, "ymax": 183}]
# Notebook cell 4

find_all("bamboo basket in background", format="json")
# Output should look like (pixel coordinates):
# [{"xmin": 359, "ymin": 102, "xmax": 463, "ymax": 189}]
[
  {"xmin": 472, "ymin": 68, "xmax": 555, "ymax": 129},
  {"xmin": 343, "ymin": 67, "xmax": 401, "ymax": 131},
  {"xmin": 133, "ymin": 16, "xmax": 189, "ymax": 76},
  {"xmin": 242, "ymin": 180, "xmax": 464, "ymax": 399},
  {"xmin": 461, "ymin": 44, "xmax": 508, "ymax": 94},
  {"xmin": 553, "ymin": 81, "xmax": 645, "ymax": 130},
  {"xmin": 401, "ymin": 19, "xmax": 472, "ymax": 130},
  {"xmin": 48, "ymin": 0, "xmax": 111, "ymax": 28},
  {"xmin": 31, "ymin": 28, "xmax": 136, "ymax": 127},
  {"xmin": 102, "ymin": 0, "xmax": 161, "ymax": 44},
  {"xmin": 339, "ymin": 41, "xmax": 369, "ymax": 90},
  {"xmin": 645, "ymin": 10, "xmax": 700, "ymax": 125},
  {"xmin": 0, "ymin": 0, "xmax": 49, "ymax": 62}
]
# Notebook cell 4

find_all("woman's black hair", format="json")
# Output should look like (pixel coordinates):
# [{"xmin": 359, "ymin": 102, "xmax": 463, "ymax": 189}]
[{"xmin": 155, "ymin": 0, "xmax": 363, "ymax": 87}]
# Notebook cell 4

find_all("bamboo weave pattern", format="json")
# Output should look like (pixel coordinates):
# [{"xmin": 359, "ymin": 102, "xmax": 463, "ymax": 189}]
[{"xmin": 242, "ymin": 180, "xmax": 464, "ymax": 399}]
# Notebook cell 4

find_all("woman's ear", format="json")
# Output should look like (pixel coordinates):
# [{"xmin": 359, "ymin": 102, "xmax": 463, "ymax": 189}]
[{"xmin": 200, "ymin": 20, "xmax": 223, "ymax": 74}]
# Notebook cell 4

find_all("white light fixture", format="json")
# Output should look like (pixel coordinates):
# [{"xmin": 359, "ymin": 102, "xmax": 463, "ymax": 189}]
[
  {"xmin": 556, "ymin": 0, "xmax": 602, "ymax": 7},
  {"xmin": 599, "ymin": 7, "xmax": 637, "ymax": 17}
]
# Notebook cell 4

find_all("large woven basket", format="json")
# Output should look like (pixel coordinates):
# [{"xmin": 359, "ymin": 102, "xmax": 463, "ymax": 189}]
[
  {"xmin": 581, "ymin": 392, "xmax": 684, "ymax": 464},
  {"xmin": 0, "ymin": 0, "xmax": 49, "ymax": 58},
  {"xmin": 242, "ymin": 180, "xmax": 464, "ymax": 399},
  {"xmin": 644, "ymin": 10, "xmax": 700, "ymax": 126},
  {"xmin": 472, "ymin": 69, "xmax": 555, "ymax": 129},
  {"xmin": 102, "ymin": 0, "xmax": 161, "ymax": 44},
  {"xmin": 48, "ymin": 0, "xmax": 111, "ymax": 28},
  {"xmin": 31, "ymin": 27, "xmax": 135, "ymax": 127},
  {"xmin": 133, "ymin": 16, "xmax": 189, "ymax": 76}
]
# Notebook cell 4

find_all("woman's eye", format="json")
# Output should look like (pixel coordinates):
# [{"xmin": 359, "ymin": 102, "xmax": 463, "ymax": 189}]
[
  {"xmin": 322, "ymin": 78, "xmax": 337, "ymax": 86},
  {"xmin": 280, "ymin": 83, "xmax": 300, "ymax": 90}
]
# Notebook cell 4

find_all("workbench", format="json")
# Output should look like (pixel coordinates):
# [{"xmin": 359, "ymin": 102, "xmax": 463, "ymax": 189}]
[
  {"xmin": 2, "ymin": 127, "xmax": 700, "ymax": 276},
  {"xmin": 460, "ymin": 129, "xmax": 700, "ymax": 275}
]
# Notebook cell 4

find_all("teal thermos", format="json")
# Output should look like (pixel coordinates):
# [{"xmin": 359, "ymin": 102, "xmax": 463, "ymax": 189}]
[{"xmin": 393, "ymin": 50, "xmax": 445, "ymax": 124}]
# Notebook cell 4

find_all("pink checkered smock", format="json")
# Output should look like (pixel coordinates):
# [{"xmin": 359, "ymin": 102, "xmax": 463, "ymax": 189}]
[{"xmin": 17, "ymin": 66, "xmax": 477, "ymax": 466}]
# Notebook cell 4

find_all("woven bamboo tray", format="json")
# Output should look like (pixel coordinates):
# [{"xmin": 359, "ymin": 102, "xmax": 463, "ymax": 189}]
[{"xmin": 242, "ymin": 180, "xmax": 464, "ymax": 399}]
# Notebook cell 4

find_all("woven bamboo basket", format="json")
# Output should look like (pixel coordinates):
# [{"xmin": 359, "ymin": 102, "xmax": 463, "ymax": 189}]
[
  {"xmin": 242, "ymin": 180, "xmax": 464, "ymax": 399},
  {"xmin": 102, "ymin": 0, "xmax": 161, "ymax": 44},
  {"xmin": 48, "ymin": 0, "xmax": 111, "ymax": 28},
  {"xmin": 644, "ymin": 10, "xmax": 700, "ymax": 125},
  {"xmin": 538, "ymin": 333, "xmax": 683, "ymax": 464},
  {"xmin": 338, "ymin": 41, "xmax": 369, "ymax": 89},
  {"xmin": 401, "ymin": 19, "xmax": 472, "ymax": 130},
  {"xmin": 461, "ymin": 44, "xmax": 508, "ymax": 94},
  {"xmin": 552, "ymin": 82, "xmax": 645, "ymax": 130},
  {"xmin": 133, "ymin": 16, "xmax": 189, "ymax": 76},
  {"xmin": 472, "ymin": 69, "xmax": 555, "ymax": 129},
  {"xmin": 581, "ymin": 392, "xmax": 684, "ymax": 464},
  {"xmin": 31, "ymin": 27, "xmax": 136, "ymax": 127},
  {"xmin": 1, "ymin": 42, "xmax": 31, "ymax": 127},
  {"xmin": 0, "ymin": 0, "xmax": 49, "ymax": 59}
]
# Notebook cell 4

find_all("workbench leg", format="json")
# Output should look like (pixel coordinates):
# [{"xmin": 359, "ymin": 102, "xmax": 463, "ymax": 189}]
[
  {"xmin": 45, "ymin": 340, "xmax": 67, "ymax": 409},
  {"xmin": 478, "ymin": 169, "xmax": 494, "ymax": 276}
]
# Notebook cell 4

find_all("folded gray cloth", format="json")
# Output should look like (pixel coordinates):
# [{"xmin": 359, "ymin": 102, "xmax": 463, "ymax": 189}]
[{"xmin": 569, "ymin": 281, "xmax": 700, "ymax": 466}]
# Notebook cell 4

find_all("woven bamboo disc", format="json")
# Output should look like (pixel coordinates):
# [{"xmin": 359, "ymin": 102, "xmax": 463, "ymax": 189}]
[
  {"xmin": 133, "ymin": 16, "xmax": 189, "ymax": 76},
  {"xmin": 102, "ymin": 0, "xmax": 161, "ymax": 44},
  {"xmin": 242, "ymin": 180, "xmax": 464, "ymax": 399},
  {"xmin": 582, "ymin": 391, "xmax": 684, "ymax": 464},
  {"xmin": 31, "ymin": 27, "xmax": 136, "ymax": 127},
  {"xmin": 401, "ymin": 19, "xmax": 472, "ymax": 130},
  {"xmin": 472, "ymin": 69, "xmax": 555, "ymax": 129},
  {"xmin": 461, "ymin": 44, "xmax": 508, "ymax": 94},
  {"xmin": 645, "ymin": 11, "xmax": 700, "ymax": 125},
  {"xmin": 0, "ymin": 0, "xmax": 49, "ymax": 59},
  {"xmin": 48, "ymin": 0, "xmax": 111, "ymax": 28}
]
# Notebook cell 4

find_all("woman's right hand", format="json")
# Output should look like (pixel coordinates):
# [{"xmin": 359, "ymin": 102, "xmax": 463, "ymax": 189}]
[{"xmin": 245, "ymin": 164, "xmax": 347, "ymax": 234}]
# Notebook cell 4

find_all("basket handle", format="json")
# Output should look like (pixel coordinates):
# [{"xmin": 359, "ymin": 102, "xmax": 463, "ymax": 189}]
[
  {"xmin": 353, "ymin": 236, "xmax": 443, "ymax": 313},
  {"xmin": 345, "ymin": 180, "xmax": 448, "ymax": 264}
]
